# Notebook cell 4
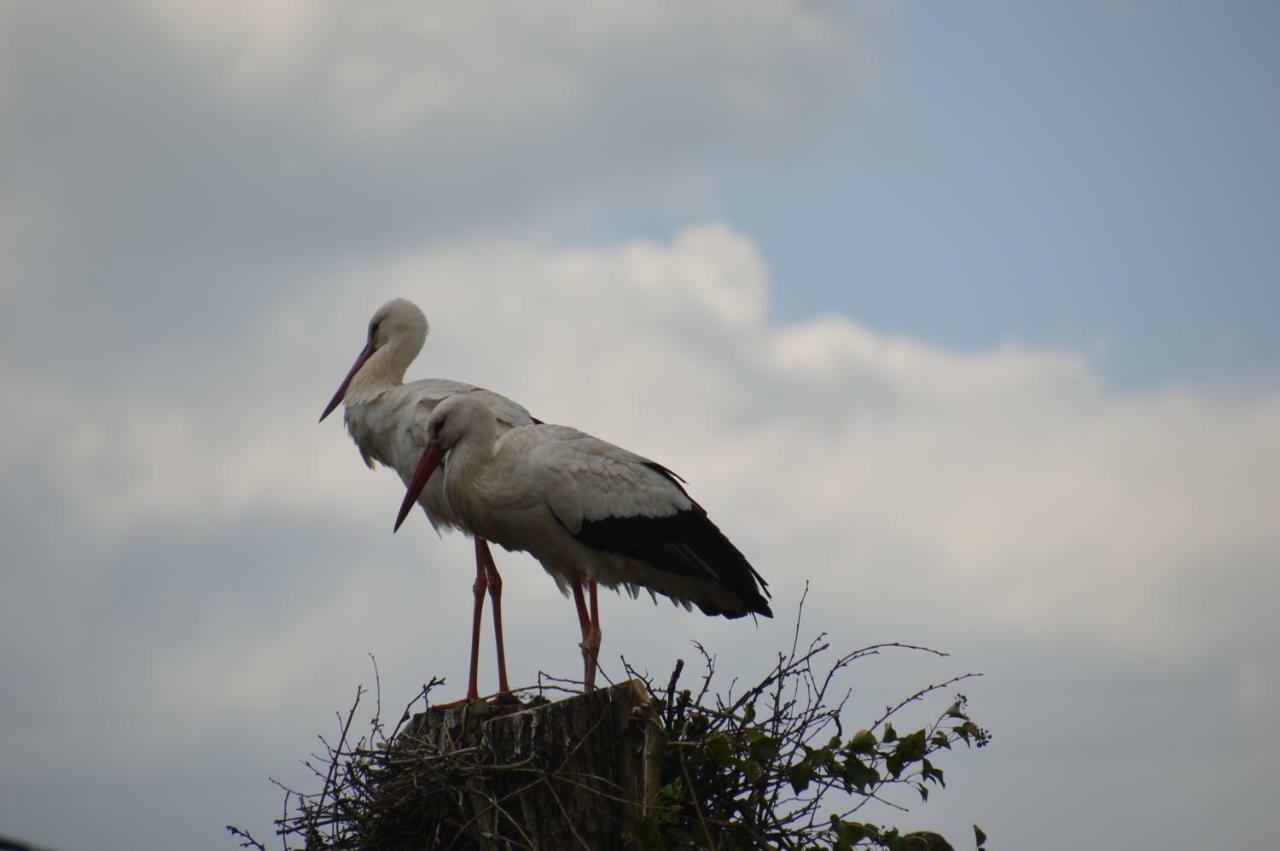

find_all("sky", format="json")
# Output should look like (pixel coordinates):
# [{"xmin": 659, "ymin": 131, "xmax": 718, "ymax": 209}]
[{"xmin": 1, "ymin": 2, "xmax": 1278, "ymax": 850}]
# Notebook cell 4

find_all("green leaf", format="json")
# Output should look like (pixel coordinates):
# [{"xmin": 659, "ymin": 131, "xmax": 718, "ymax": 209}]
[
  {"xmin": 882, "ymin": 723, "xmax": 898, "ymax": 743},
  {"xmin": 918, "ymin": 757, "xmax": 946, "ymax": 787},
  {"xmin": 834, "ymin": 820, "xmax": 869, "ymax": 845},
  {"xmin": 849, "ymin": 729, "xmax": 877, "ymax": 753},
  {"xmin": 746, "ymin": 729, "xmax": 780, "ymax": 762},
  {"xmin": 842, "ymin": 757, "xmax": 879, "ymax": 793},
  {"xmin": 703, "ymin": 732, "xmax": 733, "ymax": 765},
  {"xmin": 898, "ymin": 729, "xmax": 928, "ymax": 760},
  {"xmin": 789, "ymin": 762, "xmax": 814, "ymax": 794}
]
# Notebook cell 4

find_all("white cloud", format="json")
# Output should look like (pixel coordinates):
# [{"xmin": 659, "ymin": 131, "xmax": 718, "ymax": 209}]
[
  {"xmin": 136, "ymin": 0, "xmax": 872, "ymax": 148},
  {"xmin": 0, "ymin": 0, "xmax": 886, "ymax": 382},
  {"xmin": 18, "ymin": 223, "xmax": 1278, "ymax": 672}
]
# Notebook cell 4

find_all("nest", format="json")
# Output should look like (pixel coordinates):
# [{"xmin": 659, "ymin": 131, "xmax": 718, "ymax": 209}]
[{"xmin": 229, "ymin": 592, "xmax": 991, "ymax": 851}]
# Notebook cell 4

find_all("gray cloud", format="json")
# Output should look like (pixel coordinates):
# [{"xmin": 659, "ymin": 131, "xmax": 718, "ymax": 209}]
[
  {"xmin": 0, "ymin": 5, "xmax": 886, "ymax": 847},
  {"xmin": 1, "ymin": 0, "xmax": 875, "ymax": 390}
]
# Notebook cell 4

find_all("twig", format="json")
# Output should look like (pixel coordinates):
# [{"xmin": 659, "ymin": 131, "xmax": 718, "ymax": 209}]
[
  {"xmin": 240, "ymin": 589, "xmax": 989, "ymax": 851},
  {"xmin": 678, "ymin": 744, "xmax": 719, "ymax": 851}
]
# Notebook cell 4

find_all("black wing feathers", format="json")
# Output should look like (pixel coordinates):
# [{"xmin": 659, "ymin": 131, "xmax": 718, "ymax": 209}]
[
  {"xmin": 572, "ymin": 503, "xmax": 772, "ymax": 619},
  {"xmin": 643, "ymin": 459, "xmax": 687, "ymax": 485}
]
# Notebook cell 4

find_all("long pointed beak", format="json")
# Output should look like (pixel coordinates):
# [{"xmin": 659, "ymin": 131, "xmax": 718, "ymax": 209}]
[
  {"xmin": 395, "ymin": 443, "xmax": 445, "ymax": 532},
  {"xmin": 319, "ymin": 340, "xmax": 375, "ymax": 423}
]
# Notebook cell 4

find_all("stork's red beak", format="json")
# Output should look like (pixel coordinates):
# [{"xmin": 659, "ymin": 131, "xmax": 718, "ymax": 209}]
[
  {"xmin": 395, "ymin": 443, "xmax": 445, "ymax": 532},
  {"xmin": 319, "ymin": 340, "xmax": 375, "ymax": 422}
]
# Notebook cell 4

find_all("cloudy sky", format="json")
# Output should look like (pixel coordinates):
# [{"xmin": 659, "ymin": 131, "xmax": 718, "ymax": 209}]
[{"xmin": 2, "ymin": 2, "xmax": 1278, "ymax": 849}]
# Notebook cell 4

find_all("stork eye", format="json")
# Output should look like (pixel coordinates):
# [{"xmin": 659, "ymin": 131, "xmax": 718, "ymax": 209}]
[
  {"xmin": 368, "ymin": 320, "xmax": 381, "ymax": 341},
  {"xmin": 431, "ymin": 418, "xmax": 445, "ymax": 441}
]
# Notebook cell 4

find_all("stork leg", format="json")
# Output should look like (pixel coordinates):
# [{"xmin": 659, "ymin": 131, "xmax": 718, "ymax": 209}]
[
  {"xmin": 571, "ymin": 579, "xmax": 602, "ymax": 691},
  {"xmin": 585, "ymin": 580, "xmax": 601, "ymax": 690},
  {"xmin": 464, "ymin": 541, "xmax": 489, "ymax": 703},
  {"xmin": 475, "ymin": 538, "xmax": 510, "ymax": 696}
]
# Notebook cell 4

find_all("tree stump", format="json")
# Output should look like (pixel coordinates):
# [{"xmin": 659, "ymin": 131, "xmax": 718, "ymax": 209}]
[{"xmin": 391, "ymin": 680, "xmax": 662, "ymax": 850}]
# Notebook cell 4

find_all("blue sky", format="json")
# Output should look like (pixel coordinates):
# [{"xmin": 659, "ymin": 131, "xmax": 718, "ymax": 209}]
[
  {"xmin": 712, "ymin": 2, "xmax": 1280, "ymax": 386},
  {"xmin": 1, "ymin": 4, "xmax": 1278, "ymax": 851}
]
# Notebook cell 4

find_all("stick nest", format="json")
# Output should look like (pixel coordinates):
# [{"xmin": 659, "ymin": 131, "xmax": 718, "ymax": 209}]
[{"xmin": 229, "ymin": 592, "xmax": 991, "ymax": 851}]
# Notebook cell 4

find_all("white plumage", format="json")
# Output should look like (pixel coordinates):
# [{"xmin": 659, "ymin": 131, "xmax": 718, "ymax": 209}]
[
  {"xmin": 344, "ymin": 377, "xmax": 533, "ymax": 533},
  {"xmin": 396, "ymin": 393, "xmax": 772, "ymax": 689},
  {"xmin": 320, "ymin": 297, "xmax": 534, "ymax": 701}
]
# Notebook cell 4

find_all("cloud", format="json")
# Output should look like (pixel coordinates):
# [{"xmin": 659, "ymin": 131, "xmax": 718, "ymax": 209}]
[
  {"xmin": 137, "ymin": 0, "xmax": 870, "ymax": 148},
  {"xmin": 4, "ymin": 220, "xmax": 1277, "ymax": 850},
  {"xmin": 321, "ymin": 226, "xmax": 1278, "ymax": 668},
  {"xmin": 0, "ymin": 0, "xmax": 884, "ymax": 404},
  {"xmin": 15, "ymin": 223, "xmax": 1278, "ymax": 675},
  {"xmin": 0, "ymin": 0, "xmax": 879, "ymax": 276}
]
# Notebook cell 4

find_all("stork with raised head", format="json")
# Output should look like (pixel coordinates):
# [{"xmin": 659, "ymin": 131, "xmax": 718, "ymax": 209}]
[
  {"xmin": 394, "ymin": 393, "xmax": 772, "ymax": 690},
  {"xmin": 319, "ymin": 297, "xmax": 536, "ymax": 702}
]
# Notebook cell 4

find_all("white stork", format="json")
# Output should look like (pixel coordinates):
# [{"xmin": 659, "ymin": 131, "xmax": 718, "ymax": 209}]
[
  {"xmin": 394, "ymin": 393, "xmax": 772, "ymax": 690},
  {"xmin": 319, "ymin": 297, "xmax": 535, "ymax": 702}
]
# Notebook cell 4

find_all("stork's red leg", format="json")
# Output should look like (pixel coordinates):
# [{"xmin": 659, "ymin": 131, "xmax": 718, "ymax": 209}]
[
  {"xmin": 465, "ymin": 543, "xmax": 489, "ymax": 703},
  {"xmin": 476, "ymin": 539, "xmax": 510, "ymax": 695},
  {"xmin": 584, "ymin": 580, "xmax": 601, "ymax": 690},
  {"xmin": 571, "ymin": 579, "xmax": 595, "ymax": 691}
]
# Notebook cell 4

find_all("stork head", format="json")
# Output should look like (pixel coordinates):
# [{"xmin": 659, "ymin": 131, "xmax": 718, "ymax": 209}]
[
  {"xmin": 424, "ymin": 394, "xmax": 497, "ymax": 452},
  {"xmin": 368, "ymin": 297, "xmax": 429, "ymax": 353},
  {"xmin": 394, "ymin": 395, "xmax": 499, "ymax": 532},
  {"xmin": 320, "ymin": 297, "xmax": 429, "ymax": 422}
]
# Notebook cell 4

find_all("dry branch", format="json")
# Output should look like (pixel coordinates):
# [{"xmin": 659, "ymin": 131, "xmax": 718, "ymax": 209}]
[{"xmin": 229, "ymin": 597, "xmax": 990, "ymax": 851}]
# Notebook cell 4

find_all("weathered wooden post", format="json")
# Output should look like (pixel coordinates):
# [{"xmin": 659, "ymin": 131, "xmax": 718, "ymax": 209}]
[{"xmin": 377, "ymin": 680, "xmax": 662, "ymax": 849}]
